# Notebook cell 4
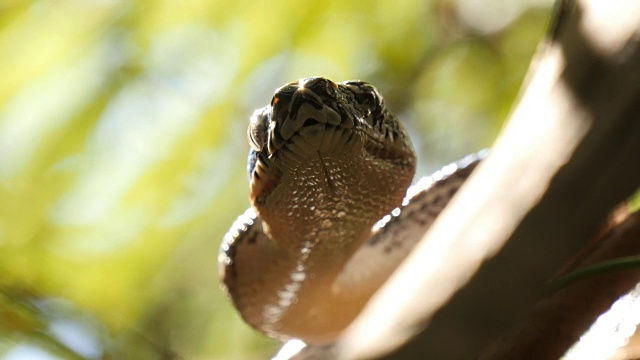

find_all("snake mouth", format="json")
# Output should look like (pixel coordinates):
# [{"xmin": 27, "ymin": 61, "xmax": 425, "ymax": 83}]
[
  {"xmin": 277, "ymin": 121, "xmax": 360, "ymax": 163},
  {"xmin": 247, "ymin": 118, "xmax": 359, "ymax": 205}
]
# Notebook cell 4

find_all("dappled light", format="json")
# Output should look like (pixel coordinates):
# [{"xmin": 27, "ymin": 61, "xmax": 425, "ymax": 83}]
[{"xmin": 0, "ymin": 0, "xmax": 552, "ymax": 358}]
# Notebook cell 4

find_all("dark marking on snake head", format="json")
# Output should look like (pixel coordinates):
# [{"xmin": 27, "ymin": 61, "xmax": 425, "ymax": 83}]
[{"xmin": 246, "ymin": 232, "xmax": 258, "ymax": 245}]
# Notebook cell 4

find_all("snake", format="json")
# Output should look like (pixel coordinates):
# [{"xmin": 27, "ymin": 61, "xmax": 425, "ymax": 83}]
[{"xmin": 218, "ymin": 77, "xmax": 483, "ymax": 344}]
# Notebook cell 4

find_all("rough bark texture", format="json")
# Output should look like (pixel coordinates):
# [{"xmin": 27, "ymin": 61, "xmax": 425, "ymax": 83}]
[{"xmin": 479, "ymin": 209, "xmax": 640, "ymax": 359}]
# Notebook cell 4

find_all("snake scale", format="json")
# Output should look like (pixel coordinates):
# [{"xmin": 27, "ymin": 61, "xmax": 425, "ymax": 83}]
[{"xmin": 218, "ymin": 77, "xmax": 483, "ymax": 344}]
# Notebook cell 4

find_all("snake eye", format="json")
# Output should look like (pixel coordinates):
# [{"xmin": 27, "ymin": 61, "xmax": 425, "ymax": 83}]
[
  {"xmin": 341, "ymin": 81, "xmax": 386, "ymax": 128},
  {"xmin": 341, "ymin": 81, "xmax": 384, "ymax": 114},
  {"xmin": 248, "ymin": 106, "xmax": 270, "ymax": 151}
]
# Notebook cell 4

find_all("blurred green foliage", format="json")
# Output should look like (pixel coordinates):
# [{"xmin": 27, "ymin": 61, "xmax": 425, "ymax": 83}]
[{"xmin": 0, "ymin": 0, "xmax": 551, "ymax": 358}]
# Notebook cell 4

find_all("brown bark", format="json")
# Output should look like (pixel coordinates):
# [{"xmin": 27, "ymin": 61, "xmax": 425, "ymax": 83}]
[{"xmin": 479, "ymin": 209, "xmax": 640, "ymax": 359}]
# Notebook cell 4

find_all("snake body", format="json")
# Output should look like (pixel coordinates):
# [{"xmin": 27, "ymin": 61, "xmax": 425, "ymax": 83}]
[{"xmin": 218, "ymin": 77, "xmax": 482, "ymax": 343}]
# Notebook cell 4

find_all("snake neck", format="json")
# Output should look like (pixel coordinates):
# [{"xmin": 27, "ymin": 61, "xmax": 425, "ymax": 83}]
[
  {"xmin": 219, "ymin": 153, "xmax": 484, "ymax": 344},
  {"xmin": 245, "ymin": 98, "xmax": 416, "ymax": 341},
  {"xmin": 258, "ymin": 152, "xmax": 413, "ymax": 257},
  {"xmin": 251, "ymin": 149, "xmax": 414, "ymax": 342}
]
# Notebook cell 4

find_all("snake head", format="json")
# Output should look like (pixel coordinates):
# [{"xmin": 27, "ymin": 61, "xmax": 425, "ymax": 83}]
[{"xmin": 247, "ymin": 77, "xmax": 415, "ymax": 206}]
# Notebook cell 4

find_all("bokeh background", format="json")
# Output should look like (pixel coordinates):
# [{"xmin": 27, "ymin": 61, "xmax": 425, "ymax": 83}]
[{"xmin": 0, "ymin": 0, "xmax": 552, "ymax": 359}]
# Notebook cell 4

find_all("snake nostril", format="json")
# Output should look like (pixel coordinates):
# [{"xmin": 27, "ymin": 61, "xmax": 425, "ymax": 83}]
[{"xmin": 302, "ymin": 118, "xmax": 320, "ymax": 128}]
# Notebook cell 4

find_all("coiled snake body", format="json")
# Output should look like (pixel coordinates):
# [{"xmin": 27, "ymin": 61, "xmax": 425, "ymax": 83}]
[{"xmin": 218, "ymin": 77, "xmax": 481, "ymax": 344}]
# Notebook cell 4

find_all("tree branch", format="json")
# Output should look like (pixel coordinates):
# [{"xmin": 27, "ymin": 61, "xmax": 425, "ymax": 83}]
[
  {"xmin": 479, "ymin": 208, "xmax": 640, "ymax": 359},
  {"xmin": 279, "ymin": 1, "xmax": 640, "ymax": 358},
  {"xmin": 335, "ymin": 1, "xmax": 640, "ymax": 358}
]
